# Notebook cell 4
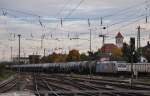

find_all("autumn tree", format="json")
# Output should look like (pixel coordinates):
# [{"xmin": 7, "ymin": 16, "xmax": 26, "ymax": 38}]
[
  {"xmin": 111, "ymin": 47, "xmax": 123, "ymax": 60},
  {"xmin": 47, "ymin": 52, "xmax": 67, "ymax": 63},
  {"xmin": 67, "ymin": 49, "xmax": 80, "ymax": 61}
]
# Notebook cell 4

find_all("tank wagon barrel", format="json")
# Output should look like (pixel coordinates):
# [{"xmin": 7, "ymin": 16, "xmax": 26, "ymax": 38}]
[
  {"xmin": 11, "ymin": 61, "xmax": 150, "ymax": 74},
  {"xmin": 11, "ymin": 61, "xmax": 97, "ymax": 74}
]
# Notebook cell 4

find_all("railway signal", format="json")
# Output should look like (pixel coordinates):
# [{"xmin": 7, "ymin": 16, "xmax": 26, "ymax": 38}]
[{"xmin": 130, "ymin": 37, "xmax": 135, "ymax": 88}]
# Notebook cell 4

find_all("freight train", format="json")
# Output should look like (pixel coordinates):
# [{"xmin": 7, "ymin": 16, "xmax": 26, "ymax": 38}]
[{"xmin": 11, "ymin": 61, "xmax": 150, "ymax": 74}]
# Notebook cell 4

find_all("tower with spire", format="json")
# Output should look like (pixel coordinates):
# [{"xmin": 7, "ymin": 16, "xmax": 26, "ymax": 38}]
[{"xmin": 115, "ymin": 32, "xmax": 124, "ymax": 48}]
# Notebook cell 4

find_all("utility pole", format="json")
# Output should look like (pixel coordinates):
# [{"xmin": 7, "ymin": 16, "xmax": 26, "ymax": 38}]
[
  {"xmin": 18, "ymin": 34, "xmax": 21, "ymax": 64},
  {"xmin": 100, "ymin": 17, "xmax": 103, "ymax": 26},
  {"xmin": 137, "ymin": 26, "xmax": 141, "ymax": 49},
  {"xmin": 41, "ymin": 39, "xmax": 43, "ymax": 49},
  {"xmin": 137, "ymin": 26, "xmax": 144, "ymax": 55},
  {"xmin": 145, "ymin": 0, "xmax": 149, "ymax": 23},
  {"xmin": 41, "ymin": 34, "xmax": 45, "ymax": 49},
  {"xmin": 99, "ymin": 34, "xmax": 107, "ymax": 46},
  {"xmin": 90, "ymin": 29, "xmax": 92, "ymax": 52},
  {"xmin": 44, "ymin": 48, "xmax": 46, "ymax": 57},
  {"xmin": 61, "ymin": 18, "xmax": 63, "ymax": 27},
  {"xmin": 146, "ymin": 8, "xmax": 148, "ymax": 23},
  {"xmin": 10, "ymin": 46, "xmax": 13, "ymax": 61},
  {"xmin": 88, "ymin": 18, "xmax": 92, "ymax": 78},
  {"xmin": 17, "ymin": 34, "xmax": 21, "ymax": 91},
  {"xmin": 88, "ymin": 18, "xmax": 92, "ymax": 52}
]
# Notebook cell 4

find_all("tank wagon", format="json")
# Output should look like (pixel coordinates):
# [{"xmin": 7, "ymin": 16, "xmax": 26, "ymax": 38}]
[
  {"xmin": 11, "ymin": 61, "xmax": 150, "ymax": 74},
  {"xmin": 96, "ymin": 61, "xmax": 127, "ymax": 73},
  {"xmin": 126, "ymin": 63, "xmax": 150, "ymax": 73},
  {"xmin": 12, "ymin": 61, "xmax": 97, "ymax": 74}
]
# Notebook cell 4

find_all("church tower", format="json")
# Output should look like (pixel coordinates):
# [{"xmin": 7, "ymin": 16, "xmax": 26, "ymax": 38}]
[{"xmin": 115, "ymin": 32, "xmax": 124, "ymax": 48}]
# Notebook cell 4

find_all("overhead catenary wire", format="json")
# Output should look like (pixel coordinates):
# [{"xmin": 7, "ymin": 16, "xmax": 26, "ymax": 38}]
[
  {"xmin": 1, "ymin": 8, "xmax": 148, "ymax": 38},
  {"xmin": 0, "ymin": 1, "xmax": 147, "ymax": 27},
  {"xmin": 1, "ymin": 8, "xmax": 39, "ymax": 17},
  {"xmin": 102, "ymin": 1, "xmax": 148, "ymax": 19},
  {"xmin": 0, "ymin": 0, "xmax": 149, "ymax": 21},
  {"xmin": 63, "ymin": 0, "xmax": 85, "ymax": 19},
  {"xmin": 108, "ymin": 14, "xmax": 147, "ymax": 34},
  {"xmin": 55, "ymin": 0, "xmax": 73, "ymax": 17},
  {"xmin": 0, "ymin": 1, "xmax": 150, "ymax": 58}
]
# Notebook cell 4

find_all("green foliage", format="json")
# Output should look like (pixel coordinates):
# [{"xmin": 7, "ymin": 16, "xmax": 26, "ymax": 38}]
[
  {"xmin": 0, "ymin": 64, "xmax": 6, "ymax": 76},
  {"xmin": 87, "ymin": 50, "xmax": 102, "ymax": 60},
  {"xmin": 122, "ymin": 43, "xmax": 139, "ymax": 63},
  {"xmin": 142, "ymin": 47, "xmax": 150, "ymax": 62},
  {"xmin": 0, "ymin": 64, "xmax": 15, "ymax": 81},
  {"xmin": 41, "ymin": 53, "xmax": 67, "ymax": 63},
  {"xmin": 80, "ymin": 53, "xmax": 88, "ymax": 61}
]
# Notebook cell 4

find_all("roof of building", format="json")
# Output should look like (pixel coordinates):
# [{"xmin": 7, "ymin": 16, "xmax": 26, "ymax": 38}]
[
  {"xmin": 101, "ymin": 43, "xmax": 118, "ymax": 53},
  {"xmin": 115, "ymin": 32, "xmax": 123, "ymax": 38}
]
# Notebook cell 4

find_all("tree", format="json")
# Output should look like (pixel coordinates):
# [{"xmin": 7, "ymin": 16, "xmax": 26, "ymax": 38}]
[
  {"xmin": 142, "ymin": 47, "xmax": 150, "ymax": 62},
  {"xmin": 67, "ymin": 49, "xmax": 80, "ymax": 61},
  {"xmin": 112, "ymin": 47, "xmax": 122, "ymax": 57},
  {"xmin": 47, "ymin": 53, "xmax": 67, "ymax": 63},
  {"xmin": 111, "ymin": 47, "xmax": 123, "ymax": 60},
  {"xmin": 80, "ymin": 53, "xmax": 88, "ymax": 61},
  {"xmin": 122, "ymin": 43, "xmax": 139, "ymax": 63},
  {"xmin": 41, "ymin": 56, "xmax": 49, "ymax": 63},
  {"xmin": 87, "ymin": 50, "xmax": 102, "ymax": 60}
]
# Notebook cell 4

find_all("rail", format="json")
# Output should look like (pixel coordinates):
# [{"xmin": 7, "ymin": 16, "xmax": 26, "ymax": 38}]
[
  {"xmin": 0, "ymin": 75, "xmax": 17, "ymax": 93},
  {"xmin": 34, "ymin": 90, "xmax": 150, "ymax": 95}
]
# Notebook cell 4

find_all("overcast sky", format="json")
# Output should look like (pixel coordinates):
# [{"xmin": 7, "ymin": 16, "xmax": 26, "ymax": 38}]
[{"xmin": 0, "ymin": 0, "xmax": 150, "ymax": 61}]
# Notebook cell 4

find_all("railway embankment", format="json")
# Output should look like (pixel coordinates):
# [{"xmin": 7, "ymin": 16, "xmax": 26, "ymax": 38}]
[{"xmin": 0, "ymin": 64, "xmax": 15, "ymax": 82}]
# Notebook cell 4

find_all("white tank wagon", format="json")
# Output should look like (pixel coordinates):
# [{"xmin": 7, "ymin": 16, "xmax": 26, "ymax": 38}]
[
  {"xmin": 126, "ymin": 63, "xmax": 150, "ymax": 73},
  {"xmin": 96, "ymin": 61, "xmax": 127, "ymax": 73}
]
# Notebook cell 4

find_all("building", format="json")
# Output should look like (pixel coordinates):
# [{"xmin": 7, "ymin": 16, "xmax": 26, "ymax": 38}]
[
  {"xmin": 29, "ymin": 55, "xmax": 41, "ymax": 64},
  {"xmin": 141, "ymin": 41, "xmax": 150, "ymax": 62},
  {"xmin": 13, "ymin": 57, "xmax": 29, "ymax": 64},
  {"xmin": 101, "ymin": 43, "xmax": 118, "ymax": 55},
  {"xmin": 101, "ymin": 32, "xmax": 124, "ymax": 54},
  {"xmin": 99, "ymin": 32, "xmax": 124, "ymax": 61},
  {"xmin": 115, "ymin": 32, "xmax": 124, "ymax": 48}
]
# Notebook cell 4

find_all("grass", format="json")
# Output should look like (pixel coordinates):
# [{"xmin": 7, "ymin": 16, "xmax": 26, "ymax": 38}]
[{"xmin": 0, "ymin": 64, "xmax": 15, "ymax": 81}]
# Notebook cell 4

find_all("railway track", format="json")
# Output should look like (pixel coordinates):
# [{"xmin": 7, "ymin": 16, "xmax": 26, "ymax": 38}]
[
  {"xmin": 33, "ymin": 73, "xmax": 60, "ymax": 96},
  {"xmin": 5, "ymin": 73, "xmax": 148, "ymax": 96},
  {"xmin": 0, "ymin": 76, "xmax": 17, "ymax": 93},
  {"xmin": 33, "ymin": 74, "xmax": 41, "ymax": 96},
  {"xmin": 33, "ymin": 74, "xmax": 100, "ymax": 96},
  {"xmin": 48, "ymin": 74, "xmax": 150, "ymax": 90},
  {"xmin": 39, "ymin": 74, "xmax": 150, "ymax": 96}
]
